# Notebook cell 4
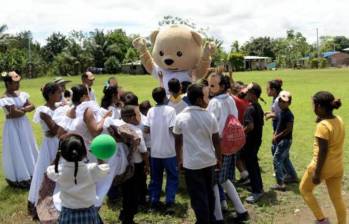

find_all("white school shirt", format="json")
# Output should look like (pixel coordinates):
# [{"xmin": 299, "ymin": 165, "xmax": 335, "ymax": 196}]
[
  {"xmin": 47, "ymin": 161, "xmax": 110, "ymax": 209},
  {"xmin": 207, "ymin": 94, "xmax": 238, "ymax": 136},
  {"xmin": 152, "ymin": 64, "xmax": 192, "ymax": 94},
  {"xmin": 173, "ymin": 106, "xmax": 219, "ymax": 170},
  {"xmin": 145, "ymin": 105, "xmax": 176, "ymax": 158},
  {"xmin": 168, "ymin": 96, "xmax": 188, "ymax": 114},
  {"xmin": 128, "ymin": 123, "xmax": 148, "ymax": 163}
]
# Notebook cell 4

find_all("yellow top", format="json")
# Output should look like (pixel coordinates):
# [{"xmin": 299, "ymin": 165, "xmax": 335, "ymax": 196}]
[{"xmin": 309, "ymin": 116, "xmax": 345, "ymax": 173}]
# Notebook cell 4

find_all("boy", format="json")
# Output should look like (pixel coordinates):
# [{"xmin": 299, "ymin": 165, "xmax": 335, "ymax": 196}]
[
  {"xmin": 271, "ymin": 91, "xmax": 298, "ymax": 191},
  {"xmin": 241, "ymin": 83, "xmax": 265, "ymax": 203},
  {"xmin": 173, "ymin": 83, "xmax": 222, "ymax": 223},
  {"xmin": 81, "ymin": 71, "xmax": 97, "ymax": 101},
  {"xmin": 167, "ymin": 78, "xmax": 188, "ymax": 114},
  {"xmin": 119, "ymin": 105, "xmax": 149, "ymax": 223},
  {"xmin": 145, "ymin": 87, "xmax": 178, "ymax": 213}
]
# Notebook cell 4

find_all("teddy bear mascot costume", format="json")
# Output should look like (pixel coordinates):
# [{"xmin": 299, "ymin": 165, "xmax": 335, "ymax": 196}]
[{"xmin": 132, "ymin": 24, "xmax": 215, "ymax": 93}]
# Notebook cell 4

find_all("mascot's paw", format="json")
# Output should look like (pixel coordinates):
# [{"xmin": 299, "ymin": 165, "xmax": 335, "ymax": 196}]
[
  {"xmin": 203, "ymin": 41, "xmax": 216, "ymax": 56},
  {"xmin": 132, "ymin": 37, "xmax": 147, "ymax": 51}
]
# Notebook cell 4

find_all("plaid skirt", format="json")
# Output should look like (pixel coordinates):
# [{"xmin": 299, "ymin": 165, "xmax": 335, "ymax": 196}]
[
  {"xmin": 59, "ymin": 206, "xmax": 102, "ymax": 224},
  {"xmin": 216, "ymin": 155, "xmax": 235, "ymax": 184}
]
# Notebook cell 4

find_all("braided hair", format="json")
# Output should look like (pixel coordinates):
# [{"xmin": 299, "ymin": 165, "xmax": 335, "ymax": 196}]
[{"xmin": 54, "ymin": 133, "xmax": 87, "ymax": 185}]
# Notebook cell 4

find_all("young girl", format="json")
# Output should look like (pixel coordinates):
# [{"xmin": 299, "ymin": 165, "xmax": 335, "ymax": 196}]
[
  {"xmin": 47, "ymin": 133, "xmax": 110, "ymax": 224},
  {"xmin": 28, "ymin": 82, "xmax": 62, "ymax": 215},
  {"xmin": 0, "ymin": 71, "xmax": 38, "ymax": 188},
  {"xmin": 299, "ymin": 91, "xmax": 346, "ymax": 224},
  {"xmin": 100, "ymin": 84, "xmax": 121, "ymax": 120},
  {"xmin": 265, "ymin": 79, "xmax": 283, "ymax": 131},
  {"xmin": 206, "ymin": 68, "xmax": 249, "ymax": 222}
]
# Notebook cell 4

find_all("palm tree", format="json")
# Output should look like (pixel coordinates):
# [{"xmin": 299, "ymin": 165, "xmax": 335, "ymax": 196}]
[{"xmin": 0, "ymin": 24, "xmax": 8, "ymax": 42}]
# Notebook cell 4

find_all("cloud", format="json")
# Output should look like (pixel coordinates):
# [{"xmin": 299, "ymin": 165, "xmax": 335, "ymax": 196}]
[{"xmin": 0, "ymin": 0, "xmax": 348, "ymax": 50}]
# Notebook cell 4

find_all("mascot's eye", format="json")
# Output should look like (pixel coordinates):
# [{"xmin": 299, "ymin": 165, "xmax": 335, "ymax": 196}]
[
  {"xmin": 177, "ymin": 51, "xmax": 183, "ymax": 57},
  {"xmin": 159, "ymin": 51, "xmax": 164, "ymax": 56}
]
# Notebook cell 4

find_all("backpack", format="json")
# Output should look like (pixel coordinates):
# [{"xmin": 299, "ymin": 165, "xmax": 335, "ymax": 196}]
[{"xmin": 220, "ymin": 101, "xmax": 246, "ymax": 155}]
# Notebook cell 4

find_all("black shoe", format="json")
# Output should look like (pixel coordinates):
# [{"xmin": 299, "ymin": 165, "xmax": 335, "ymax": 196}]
[
  {"xmin": 149, "ymin": 202, "xmax": 164, "ymax": 213},
  {"xmin": 234, "ymin": 211, "xmax": 250, "ymax": 223},
  {"xmin": 284, "ymin": 176, "xmax": 299, "ymax": 184},
  {"xmin": 236, "ymin": 177, "xmax": 250, "ymax": 187},
  {"xmin": 164, "ymin": 203, "xmax": 175, "ymax": 215}
]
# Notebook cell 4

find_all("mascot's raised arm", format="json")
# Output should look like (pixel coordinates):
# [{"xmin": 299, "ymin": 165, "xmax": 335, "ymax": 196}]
[{"xmin": 132, "ymin": 25, "xmax": 215, "ymax": 93}]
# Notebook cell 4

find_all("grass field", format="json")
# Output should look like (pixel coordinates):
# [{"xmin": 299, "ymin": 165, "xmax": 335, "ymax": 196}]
[{"xmin": 0, "ymin": 68, "xmax": 348, "ymax": 224}]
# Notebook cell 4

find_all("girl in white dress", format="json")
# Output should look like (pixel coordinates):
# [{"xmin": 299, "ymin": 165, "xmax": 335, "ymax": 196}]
[
  {"xmin": 100, "ymin": 84, "xmax": 121, "ymax": 120},
  {"xmin": 28, "ymin": 82, "xmax": 62, "ymax": 215},
  {"xmin": 0, "ymin": 71, "xmax": 38, "ymax": 188}
]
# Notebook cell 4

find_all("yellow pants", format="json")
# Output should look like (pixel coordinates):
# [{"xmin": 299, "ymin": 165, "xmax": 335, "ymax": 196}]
[{"xmin": 299, "ymin": 167, "xmax": 346, "ymax": 224}]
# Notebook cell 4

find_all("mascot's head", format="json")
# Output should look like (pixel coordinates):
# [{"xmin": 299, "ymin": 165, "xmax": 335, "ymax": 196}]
[{"xmin": 150, "ymin": 25, "xmax": 203, "ymax": 72}]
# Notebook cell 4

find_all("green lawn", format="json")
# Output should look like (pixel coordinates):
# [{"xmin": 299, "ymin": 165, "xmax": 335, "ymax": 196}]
[{"xmin": 0, "ymin": 68, "xmax": 348, "ymax": 223}]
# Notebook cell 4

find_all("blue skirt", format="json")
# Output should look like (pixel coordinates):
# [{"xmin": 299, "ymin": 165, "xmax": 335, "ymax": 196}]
[
  {"xmin": 216, "ymin": 155, "xmax": 235, "ymax": 184},
  {"xmin": 59, "ymin": 206, "xmax": 102, "ymax": 224}
]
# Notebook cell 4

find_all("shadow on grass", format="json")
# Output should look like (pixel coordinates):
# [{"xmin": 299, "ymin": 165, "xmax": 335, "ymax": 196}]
[
  {"xmin": 255, "ymin": 190, "xmax": 278, "ymax": 206},
  {"xmin": 0, "ymin": 184, "xmax": 28, "ymax": 201}
]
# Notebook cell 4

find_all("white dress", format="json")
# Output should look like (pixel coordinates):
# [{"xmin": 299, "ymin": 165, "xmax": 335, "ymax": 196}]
[
  {"xmin": 28, "ymin": 106, "xmax": 59, "ymax": 205},
  {"xmin": 0, "ymin": 92, "xmax": 38, "ymax": 184},
  {"xmin": 52, "ymin": 101, "xmax": 125, "ymax": 209}
]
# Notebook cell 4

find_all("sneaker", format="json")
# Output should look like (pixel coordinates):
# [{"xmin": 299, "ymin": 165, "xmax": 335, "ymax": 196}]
[
  {"xmin": 315, "ymin": 218, "xmax": 330, "ymax": 224},
  {"xmin": 246, "ymin": 192, "xmax": 264, "ymax": 204},
  {"xmin": 270, "ymin": 184, "xmax": 286, "ymax": 192},
  {"xmin": 164, "ymin": 203, "xmax": 175, "ymax": 215},
  {"xmin": 234, "ymin": 211, "xmax": 250, "ymax": 222},
  {"xmin": 284, "ymin": 175, "xmax": 299, "ymax": 184},
  {"xmin": 236, "ymin": 177, "xmax": 250, "ymax": 186}
]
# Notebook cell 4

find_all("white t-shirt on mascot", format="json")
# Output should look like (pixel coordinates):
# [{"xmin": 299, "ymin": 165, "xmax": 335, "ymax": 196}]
[{"xmin": 152, "ymin": 64, "xmax": 192, "ymax": 94}]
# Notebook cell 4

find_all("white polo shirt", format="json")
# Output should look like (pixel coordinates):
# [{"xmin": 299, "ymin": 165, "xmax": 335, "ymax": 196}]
[
  {"xmin": 128, "ymin": 123, "xmax": 148, "ymax": 163},
  {"xmin": 145, "ymin": 105, "xmax": 176, "ymax": 158},
  {"xmin": 173, "ymin": 106, "xmax": 219, "ymax": 170},
  {"xmin": 207, "ymin": 93, "xmax": 238, "ymax": 136}
]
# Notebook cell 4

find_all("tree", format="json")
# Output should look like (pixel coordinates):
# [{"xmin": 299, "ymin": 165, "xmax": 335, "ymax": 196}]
[
  {"xmin": 231, "ymin": 41, "xmax": 240, "ymax": 53},
  {"xmin": 227, "ymin": 52, "xmax": 244, "ymax": 71},
  {"xmin": 42, "ymin": 32, "xmax": 69, "ymax": 62},
  {"xmin": 242, "ymin": 37, "xmax": 275, "ymax": 58},
  {"xmin": 104, "ymin": 56, "xmax": 121, "ymax": 73},
  {"xmin": 123, "ymin": 47, "xmax": 138, "ymax": 63},
  {"xmin": 158, "ymin": 15, "xmax": 208, "ymax": 36}
]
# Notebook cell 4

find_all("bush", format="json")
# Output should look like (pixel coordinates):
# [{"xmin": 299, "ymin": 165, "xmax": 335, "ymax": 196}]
[
  {"xmin": 104, "ymin": 56, "xmax": 121, "ymax": 73},
  {"xmin": 227, "ymin": 52, "xmax": 245, "ymax": 71},
  {"xmin": 311, "ymin": 58, "xmax": 319, "ymax": 68},
  {"xmin": 319, "ymin": 58, "xmax": 328, "ymax": 68}
]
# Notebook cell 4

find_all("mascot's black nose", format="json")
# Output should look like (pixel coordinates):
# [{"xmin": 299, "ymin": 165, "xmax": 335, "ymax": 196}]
[{"xmin": 164, "ymin": 59, "xmax": 174, "ymax": 65}]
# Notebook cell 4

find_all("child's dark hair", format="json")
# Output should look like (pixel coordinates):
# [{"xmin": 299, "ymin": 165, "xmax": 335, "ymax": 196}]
[
  {"xmin": 101, "ymin": 85, "xmax": 118, "ymax": 109},
  {"xmin": 121, "ymin": 105, "xmax": 136, "ymax": 121},
  {"xmin": 64, "ymin": 90, "xmax": 71, "ymax": 98},
  {"xmin": 42, "ymin": 82, "xmax": 60, "ymax": 102},
  {"xmin": 122, "ymin": 91, "xmax": 139, "ymax": 106},
  {"xmin": 181, "ymin": 81, "xmax": 192, "ymax": 94},
  {"xmin": 54, "ymin": 134, "xmax": 87, "ymax": 185},
  {"xmin": 108, "ymin": 76, "xmax": 118, "ymax": 85},
  {"xmin": 168, "ymin": 78, "xmax": 181, "ymax": 95},
  {"xmin": 139, "ymin": 100, "xmax": 152, "ymax": 116},
  {"xmin": 268, "ymin": 79, "xmax": 283, "ymax": 95},
  {"xmin": 313, "ymin": 91, "xmax": 342, "ymax": 114},
  {"xmin": 152, "ymin": 87, "xmax": 166, "ymax": 104},
  {"xmin": 71, "ymin": 84, "xmax": 88, "ymax": 106},
  {"xmin": 187, "ymin": 84, "xmax": 204, "ymax": 105}
]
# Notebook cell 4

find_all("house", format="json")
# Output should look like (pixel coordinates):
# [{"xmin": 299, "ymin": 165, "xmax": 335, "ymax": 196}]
[
  {"xmin": 322, "ymin": 51, "xmax": 349, "ymax": 67},
  {"xmin": 121, "ymin": 60, "xmax": 146, "ymax": 74},
  {"xmin": 244, "ymin": 56, "xmax": 271, "ymax": 70}
]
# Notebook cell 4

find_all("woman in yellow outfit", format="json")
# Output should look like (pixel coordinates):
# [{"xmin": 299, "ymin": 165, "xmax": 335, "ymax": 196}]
[{"xmin": 299, "ymin": 91, "xmax": 346, "ymax": 224}]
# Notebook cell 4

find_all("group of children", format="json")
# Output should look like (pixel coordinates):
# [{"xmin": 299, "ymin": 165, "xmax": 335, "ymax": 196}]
[{"xmin": 0, "ymin": 69, "xmax": 346, "ymax": 224}]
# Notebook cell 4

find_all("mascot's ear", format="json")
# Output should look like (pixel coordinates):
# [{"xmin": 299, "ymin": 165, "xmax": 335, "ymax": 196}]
[
  {"xmin": 191, "ymin": 31, "xmax": 203, "ymax": 46},
  {"xmin": 150, "ymin": 30, "xmax": 159, "ymax": 45}
]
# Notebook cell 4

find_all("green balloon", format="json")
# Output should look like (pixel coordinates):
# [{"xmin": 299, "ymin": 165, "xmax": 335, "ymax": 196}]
[{"xmin": 90, "ymin": 134, "xmax": 117, "ymax": 160}]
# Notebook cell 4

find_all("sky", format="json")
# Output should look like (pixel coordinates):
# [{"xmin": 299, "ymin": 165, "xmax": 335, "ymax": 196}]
[{"xmin": 1, "ymin": 0, "xmax": 348, "ymax": 50}]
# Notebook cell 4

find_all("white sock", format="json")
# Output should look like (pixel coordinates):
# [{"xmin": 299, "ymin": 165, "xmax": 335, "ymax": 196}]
[
  {"xmin": 240, "ymin": 170, "xmax": 249, "ymax": 179},
  {"xmin": 213, "ymin": 184, "xmax": 223, "ymax": 221},
  {"xmin": 221, "ymin": 200, "xmax": 228, "ymax": 210},
  {"xmin": 222, "ymin": 180, "xmax": 247, "ymax": 214}
]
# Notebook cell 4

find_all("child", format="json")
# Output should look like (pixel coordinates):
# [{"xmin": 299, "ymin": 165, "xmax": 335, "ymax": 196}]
[
  {"xmin": 271, "ymin": 91, "xmax": 298, "ymax": 191},
  {"xmin": 173, "ymin": 83, "xmax": 221, "ymax": 223},
  {"xmin": 167, "ymin": 78, "xmax": 187, "ymax": 114},
  {"xmin": 139, "ymin": 100, "xmax": 152, "ymax": 117},
  {"xmin": 28, "ymin": 82, "xmax": 62, "ymax": 216},
  {"xmin": 0, "ymin": 71, "xmax": 38, "ymax": 188},
  {"xmin": 241, "ymin": 83, "xmax": 265, "ymax": 203},
  {"xmin": 119, "ymin": 105, "xmax": 149, "ymax": 223},
  {"xmin": 101, "ymin": 85, "xmax": 121, "ymax": 119},
  {"xmin": 47, "ymin": 133, "xmax": 110, "ymax": 224},
  {"xmin": 300, "ymin": 91, "xmax": 346, "ymax": 224},
  {"xmin": 145, "ymin": 87, "xmax": 178, "ymax": 212},
  {"xmin": 206, "ymin": 69, "xmax": 248, "ymax": 222}
]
